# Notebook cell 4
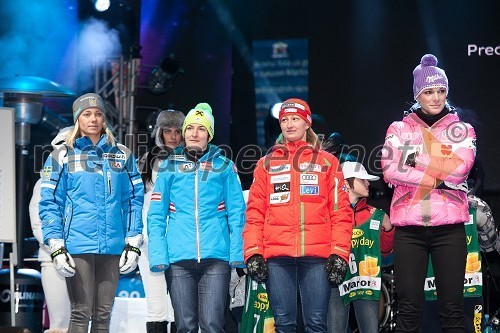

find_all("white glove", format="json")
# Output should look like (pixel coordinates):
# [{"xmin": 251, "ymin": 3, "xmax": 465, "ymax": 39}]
[
  {"xmin": 49, "ymin": 238, "xmax": 76, "ymax": 277},
  {"xmin": 443, "ymin": 180, "xmax": 469, "ymax": 193},
  {"xmin": 119, "ymin": 234, "xmax": 143, "ymax": 274}
]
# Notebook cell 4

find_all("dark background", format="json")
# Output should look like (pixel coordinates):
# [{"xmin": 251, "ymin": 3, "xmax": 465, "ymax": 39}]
[
  {"xmin": 127, "ymin": 0, "xmax": 500, "ymax": 321},
  {"xmin": 0, "ymin": 0, "xmax": 499, "ymax": 327},
  {"xmin": 91, "ymin": 0, "xmax": 500, "ymax": 322}
]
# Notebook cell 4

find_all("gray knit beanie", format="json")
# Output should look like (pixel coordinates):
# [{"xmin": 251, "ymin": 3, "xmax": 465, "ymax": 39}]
[
  {"xmin": 153, "ymin": 109, "xmax": 185, "ymax": 147},
  {"xmin": 72, "ymin": 93, "xmax": 106, "ymax": 122}
]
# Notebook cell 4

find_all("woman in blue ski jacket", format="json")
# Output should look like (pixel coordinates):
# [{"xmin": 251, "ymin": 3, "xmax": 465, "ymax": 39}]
[
  {"xmin": 147, "ymin": 102, "xmax": 246, "ymax": 333},
  {"xmin": 39, "ymin": 93, "xmax": 144, "ymax": 333}
]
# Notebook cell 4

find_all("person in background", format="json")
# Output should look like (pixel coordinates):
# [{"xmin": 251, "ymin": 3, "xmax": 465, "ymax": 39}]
[
  {"xmin": 328, "ymin": 161, "xmax": 394, "ymax": 333},
  {"xmin": 243, "ymin": 98, "xmax": 353, "ymax": 333},
  {"xmin": 229, "ymin": 267, "xmax": 247, "ymax": 331},
  {"xmin": 148, "ymin": 102, "xmax": 246, "ymax": 332},
  {"xmin": 228, "ymin": 189, "xmax": 251, "ymax": 331},
  {"xmin": 381, "ymin": 54, "xmax": 476, "ymax": 332},
  {"xmin": 29, "ymin": 127, "xmax": 73, "ymax": 333},
  {"xmin": 40, "ymin": 93, "xmax": 144, "ymax": 333},
  {"xmin": 138, "ymin": 109, "xmax": 185, "ymax": 333},
  {"xmin": 420, "ymin": 183, "xmax": 500, "ymax": 333},
  {"xmin": 322, "ymin": 132, "xmax": 357, "ymax": 164}
]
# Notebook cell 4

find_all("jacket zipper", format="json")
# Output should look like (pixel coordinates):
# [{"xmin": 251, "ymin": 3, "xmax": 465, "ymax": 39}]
[
  {"xmin": 195, "ymin": 167, "xmax": 201, "ymax": 262},
  {"xmin": 300, "ymin": 201, "xmax": 305, "ymax": 257},
  {"xmin": 295, "ymin": 169, "xmax": 300, "ymax": 257},
  {"xmin": 107, "ymin": 171, "xmax": 111, "ymax": 195},
  {"xmin": 334, "ymin": 177, "xmax": 339, "ymax": 211}
]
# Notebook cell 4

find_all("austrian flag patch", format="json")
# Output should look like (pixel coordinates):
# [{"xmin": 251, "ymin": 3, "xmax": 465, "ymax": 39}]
[{"xmin": 151, "ymin": 192, "xmax": 162, "ymax": 201}]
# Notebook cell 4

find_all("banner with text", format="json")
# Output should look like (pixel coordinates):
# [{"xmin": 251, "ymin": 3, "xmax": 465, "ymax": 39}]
[{"xmin": 252, "ymin": 39, "xmax": 309, "ymax": 148}]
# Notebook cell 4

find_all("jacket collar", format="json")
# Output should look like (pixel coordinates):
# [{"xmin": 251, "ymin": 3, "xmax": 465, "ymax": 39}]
[
  {"xmin": 271, "ymin": 140, "xmax": 313, "ymax": 155},
  {"xmin": 352, "ymin": 197, "xmax": 369, "ymax": 213},
  {"xmin": 171, "ymin": 143, "xmax": 221, "ymax": 162},
  {"xmin": 74, "ymin": 134, "xmax": 108, "ymax": 149},
  {"xmin": 404, "ymin": 112, "xmax": 459, "ymax": 128}
]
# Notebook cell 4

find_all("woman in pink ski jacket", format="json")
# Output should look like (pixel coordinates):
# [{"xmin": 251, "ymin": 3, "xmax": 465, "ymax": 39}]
[{"xmin": 381, "ymin": 54, "xmax": 476, "ymax": 333}]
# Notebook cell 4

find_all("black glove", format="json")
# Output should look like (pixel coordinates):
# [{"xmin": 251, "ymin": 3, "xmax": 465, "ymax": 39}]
[
  {"xmin": 236, "ymin": 267, "xmax": 247, "ymax": 277},
  {"xmin": 246, "ymin": 254, "xmax": 268, "ymax": 283},
  {"xmin": 435, "ymin": 180, "xmax": 468, "ymax": 193},
  {"xmin": 324, "ymin": 254, "xmax": 348, "ymax": 286},
  {"xmin": 405, "ymin": 152, "xmax": 417, "ymax": 167},
  {"xmin": 435, "ymin": 181, "xmax": 454, "ymax": 191}
]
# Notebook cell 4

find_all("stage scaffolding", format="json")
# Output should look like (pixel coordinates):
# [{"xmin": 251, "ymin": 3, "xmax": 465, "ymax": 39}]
[{"xmin": 94, "ymin": 56, "xmax": 141, "ymax": 145}]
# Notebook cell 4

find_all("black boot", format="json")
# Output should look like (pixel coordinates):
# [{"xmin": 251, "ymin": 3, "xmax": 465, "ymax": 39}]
[{"xmin": 146, "ymin": 321, "xmax": 168, "ymax": 333}]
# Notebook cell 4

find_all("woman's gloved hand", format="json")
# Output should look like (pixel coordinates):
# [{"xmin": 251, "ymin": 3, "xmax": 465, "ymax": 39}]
[
  {"xmin": 246, "ymin": 254, "xmax": 268, "ymax": 283},
  {"xmin": 324, "ymin": 254, "xmax": 348, "ymax": 286}
]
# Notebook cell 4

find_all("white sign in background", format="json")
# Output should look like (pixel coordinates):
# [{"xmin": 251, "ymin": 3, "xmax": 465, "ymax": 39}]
[{"xmin": 0, "ymin": 107, "xmax": 16, "ymax": 243}]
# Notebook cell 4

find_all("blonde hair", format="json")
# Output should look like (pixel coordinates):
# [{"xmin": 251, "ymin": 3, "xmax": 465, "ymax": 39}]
[
  {"xmin": 65, "ymin": 121, "xmax": 116, "ymax": 148},
  {"xmin": 276, "ymin": 127, "xmax": 321, "ymax": 151}
]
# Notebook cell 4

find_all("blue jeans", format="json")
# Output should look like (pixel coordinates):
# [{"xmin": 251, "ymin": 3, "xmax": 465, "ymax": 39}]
[
  {"xmin": 328, "ymin": 287, "xmax": 379, "ymax": 333},
  {"xmin": 266, "ymin": 257, "xmax": 331, "ymax": 333},
  {"xmin": 67, "ymin": 254, "xmax": 120, "ymax": 333},
  {"xmin": 166, "ymin": 259, "xmax": 230, "ymax": 333}
]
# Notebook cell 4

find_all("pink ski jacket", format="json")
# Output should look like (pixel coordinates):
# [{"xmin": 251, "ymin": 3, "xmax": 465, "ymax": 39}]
[{"xmin": 381, "ymin": 112, "xmax": 476, "ymax": 227}]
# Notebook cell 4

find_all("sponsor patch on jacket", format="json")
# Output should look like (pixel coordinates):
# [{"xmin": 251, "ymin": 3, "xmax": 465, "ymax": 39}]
[
  {"xmin": 151, "ymin": 192, "xmax": 162, "ymax": 201},
  {"xmin": 41, "ymin": 166, "xmax": 52, "ymax": 180},
  {"xmin": 270, "ymin": 192, "xmax": 290, "ymax": 204},
  {"xmin": 169, "ymin": 154, "xmax": 186, "ymax": 161},
  {"xmin": 68, "ymin": 161, "xmax": 85, "ymax": 172},
  {"xmin": 178, "ymin": 162, "xmax": 196, "ymax": 172},
  {"xmin": 431, "ymin": 143, "xmax": 454, "ymax": 158},
  {"xmin": 269, "ymin": 164, "xmax": 291, "ymax": 174},
  {"xmin": 300, "ymin": 185, "xmax": 319, "ymax": 195},
  {"xmin": 369, "ymin": 219, "xmax": 381, "ymax": 230},
  {"xmin": 110, "ymin": 161, "xmax": 122, "ymax": 168},
  {"xmin": 401, "ymin": 132, "xmax": 419, "ymax": 141},
  {"xmin": 273, "ymin": 182, "xmax": 290, "ymax": 193},
  {"xmin": 299, "ymin": 163, "xmax": 322, "ymax": 172},
  {"xmin": 300, "ymin": 173, "xmax": 318, "ymax": 184},
  {"xmin": 102, "ymin": 153, "xmax": 126, "ymax": 160},
  {"xmin": 200, "ymin": 161, "xmax": 213, "ymax": 171},
  {"xmin": 270, "ymin": 173, "xmax": 291, "ymax": 184}
]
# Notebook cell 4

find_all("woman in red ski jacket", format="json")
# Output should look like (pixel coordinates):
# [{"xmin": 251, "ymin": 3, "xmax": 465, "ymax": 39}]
[{"xmin": 243, "ymin": 98, "xmax": 353, "ymax": 333}]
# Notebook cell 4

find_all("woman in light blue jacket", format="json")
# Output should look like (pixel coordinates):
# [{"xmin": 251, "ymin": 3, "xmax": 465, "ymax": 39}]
[
  {"xmin": 148, "ymin": 102, "xmax": 246, "ymax": 333},
  {"xmin": 40, "ymin": 93, "xmax": 144, "ymax": 333}
]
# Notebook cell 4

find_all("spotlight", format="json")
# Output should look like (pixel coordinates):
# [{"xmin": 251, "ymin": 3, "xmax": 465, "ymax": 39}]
[
  {"xmin": 147, "ymin": 55, "xmax": 184, "ymax": 95},
  {"xmin": 264, "ymin": 103, "xmax": 282, "ymax": 147},
  {"xmin": 94, "ymin": 0, "xmax": 110, "ymax": 12},
  {"xmin": 270, "ymin": 102, "xmax": 282, "ymax": 119}
]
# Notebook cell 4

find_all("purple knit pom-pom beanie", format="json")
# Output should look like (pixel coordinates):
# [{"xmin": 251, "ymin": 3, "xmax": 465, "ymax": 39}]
[{"xmin": 412, "ymin": 54, "xmax": 448, "ymax": 99}]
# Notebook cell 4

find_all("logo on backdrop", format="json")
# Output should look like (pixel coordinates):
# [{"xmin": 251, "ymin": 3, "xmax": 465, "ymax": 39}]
[{"xmin": 467, "ymin": 44, "xmax": 500, "ymax": 56}]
